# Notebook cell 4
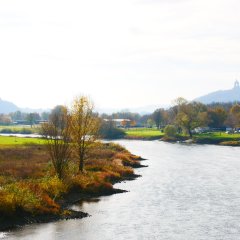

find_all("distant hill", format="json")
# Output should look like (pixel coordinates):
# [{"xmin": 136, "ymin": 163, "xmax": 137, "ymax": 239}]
[
  {"xmin": 195, "ymin": 81, "xmax": 240, "ymax": 104},
  {"xmin": 0, "ymin": 98, "xmax": 19, "ymax": 114},
  {"xmin": 0, "ymin": 98, "xmax": 50, "ymax": 114}
]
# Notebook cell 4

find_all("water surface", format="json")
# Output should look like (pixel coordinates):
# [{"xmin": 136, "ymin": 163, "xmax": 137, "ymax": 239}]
[{"xmin": 2, "ymin": 140, "xmax": 240, "ymax": 240}]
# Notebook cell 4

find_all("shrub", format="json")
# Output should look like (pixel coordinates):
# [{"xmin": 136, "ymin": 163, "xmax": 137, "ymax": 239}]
[
  {"xmin": 0, "ymin": 183, "xmax": 41, "ymax": 215},
  {"xmin": 19, "ymin": 128, "xmax": 32, "ymax": 134},
  {"xmin": 99, "ymin": 121, "xmax": 126, "ymax": 139},
  {"xmin": 164, "ymin": 125, "xmax": 177, "ymax": 138},
  {"xmin": 0, "ymin": 128, "xmax": 13, "ymax": 133},
  {"xmin": 39, "ymin": 176, "xmax": 68, "ymax": 199}
]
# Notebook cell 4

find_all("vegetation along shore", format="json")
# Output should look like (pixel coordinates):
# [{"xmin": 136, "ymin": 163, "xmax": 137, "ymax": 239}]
[
  {"xmin": 124, "ymin": 128, "xmax": 240, "ymax": 146},
  {"xmin": 0, "ymin": 137, "xmax": 145, "ymax": 231},
  {"xmin": 0, "ymin": 96, "xmax": 146, "ymax": 231}
]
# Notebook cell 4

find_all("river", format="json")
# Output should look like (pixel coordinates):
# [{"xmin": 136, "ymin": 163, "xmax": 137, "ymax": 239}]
[{"xmin": 2, "ymin": 140, "xmax": 240, "ymax": 240}]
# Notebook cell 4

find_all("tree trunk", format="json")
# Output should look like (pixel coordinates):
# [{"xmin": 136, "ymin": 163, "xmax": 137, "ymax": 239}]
[
  {"xmin": 188, "ymin": 128, "xmax": 192, "ymax": 138},
  {"xmin": 79, "ymin": 153, "xmax": 84, "ymax": 172}
]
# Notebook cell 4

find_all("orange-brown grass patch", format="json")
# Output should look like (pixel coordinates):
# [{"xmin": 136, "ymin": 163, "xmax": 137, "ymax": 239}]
[
  {"xmin": 113, "ymin": 152, "xmax": 140, "ymax": 167},
  {"xmin": 0, "ymin": 145, "xmax": 50, "ymax": 179},
  {"xmin": 71, "ymin": 157, "xmax": 134, "ymax": 194},
  {"xmin": 0, "ymin": 142, "xmax": 138, "ymax": 219},
  {"xmin": 70, "ymin": 172, "xmax": 113, "ymax": 194}
]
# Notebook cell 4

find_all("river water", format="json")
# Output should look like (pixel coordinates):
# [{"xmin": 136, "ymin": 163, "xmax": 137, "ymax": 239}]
[{"xmin": 2, "ymin": 140, "xmax": 240, "ymax": 240}]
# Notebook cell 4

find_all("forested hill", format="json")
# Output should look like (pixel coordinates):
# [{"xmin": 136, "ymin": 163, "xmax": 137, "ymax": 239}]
[
  {"xmin": 195, "ymin": 81, "xmax": 240, "ymax": 104},
  {"xmin": 0, "ymin": 98, "xmax": 19, "ymax": 114}
]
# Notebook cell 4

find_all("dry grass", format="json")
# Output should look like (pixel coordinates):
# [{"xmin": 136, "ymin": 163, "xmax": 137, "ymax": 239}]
[
  {"xmin": 0, "ymin": 142, "xmax": 139, "ymax": 217},
  {"xmin": 0, "ymin": 146, "xmax": 49, "ymax": 179}
]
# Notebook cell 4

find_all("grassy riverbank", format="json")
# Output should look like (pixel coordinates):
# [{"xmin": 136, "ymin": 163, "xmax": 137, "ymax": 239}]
[
  {"xmin": 124, "ymin": 128, "xmax": 240, "ymax": 145},
  {"xmin": 193, "ymin": 132, "xmax": 240, "ymax": 145},
  {"xmin": 0, "ymin": 137, "xmax": 144, "ymax": 230},
  {"xmin": 125, "ymin": 128, "xmax": 164, "ymax": 140}
]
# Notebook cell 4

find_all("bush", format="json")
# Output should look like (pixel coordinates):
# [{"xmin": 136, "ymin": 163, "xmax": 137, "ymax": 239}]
[
  {"xmin": 0, "ymin": 183, "xmax": 41, "ymax": 215},
  {"xmin": 99, "ymin": 121, "xmax": 126, "ymax": 139},
  {"xmin": 39, "ymin": 176, "xmax": 67, "ymax": 198},
  {"xmin": 0, "ymin": 128, "xmax": 13, "ymax": 133},
  {"xmin": 0, "ymin": 127, "xmax": 33, "ymax": 134},
  {"xmin": 19, "ymin": 128, "xmax": 32, "ymax": 134},
  {"xmin": 164, "ymin": 125, "xmax": 177, "ymax": 138}
]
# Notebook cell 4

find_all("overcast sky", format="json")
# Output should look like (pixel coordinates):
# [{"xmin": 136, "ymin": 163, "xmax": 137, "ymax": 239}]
[{"xmin": 0, "ymin": 0, "xmax": 239, "ymax": 110}]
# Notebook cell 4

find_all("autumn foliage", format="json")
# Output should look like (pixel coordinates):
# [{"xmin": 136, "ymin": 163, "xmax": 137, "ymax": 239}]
[{"xmin": 0, "ymin": 142, "xmax": 138, "ymax": 219}]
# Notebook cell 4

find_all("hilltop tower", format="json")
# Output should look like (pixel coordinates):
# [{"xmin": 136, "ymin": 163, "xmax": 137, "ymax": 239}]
[{"xmin": 234, "ymin": 80, "xmax": 240, "ymax": 89}]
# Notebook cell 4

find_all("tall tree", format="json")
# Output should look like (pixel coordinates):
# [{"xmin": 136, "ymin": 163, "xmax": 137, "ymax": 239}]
[
  {"xmin": 26, "ymin": 112, "xmax": 40, "ymax": 127},
  {"xmin": 207, "ymin": 107, "xmax": 227, "ymax": 128},
  {"xmin": 70, "ymin": 96, "xmax": 100, "ymax": 173},
  {"xmin": 226, "ymin": 104, "xmax": 240, "ymax": 129},
  {"xmin": 175, "ymin": 98, "xmax": 207, "ymax": 138},
  {"xmin": 41, "ymin": 106, "xmax": 71, "ymax": 179},
  {"xmin": 152, "ymin": 109, "xmax": 164, "ymax": 129}
]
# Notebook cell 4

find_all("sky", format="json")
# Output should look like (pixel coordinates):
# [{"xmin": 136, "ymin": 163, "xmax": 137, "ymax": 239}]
[{"xmin": 0, "ymin": 0, "xmax": 240, "ymax": 111}]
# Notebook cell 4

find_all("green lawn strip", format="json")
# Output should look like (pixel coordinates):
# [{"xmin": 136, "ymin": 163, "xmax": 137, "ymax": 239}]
[
  {"xmin": 193, "ymin": 132, "xmax": 240, "ymax": 144},
  {"xmin": 0, "ymin": 136, "xmax": 45, "ymax": 145},
  {"xmin": 125, "ymin": 128, "xmax": 240, "ymax": 142},
  {"xmin": 125, "ymin": 128, "xmax": 164, "ymax": 138}
]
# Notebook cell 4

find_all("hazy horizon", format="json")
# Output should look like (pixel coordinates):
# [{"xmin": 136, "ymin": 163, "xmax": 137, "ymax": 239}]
[{"xmin": 0, "ymin": 0, "xmax": 239, "ymax": 110}]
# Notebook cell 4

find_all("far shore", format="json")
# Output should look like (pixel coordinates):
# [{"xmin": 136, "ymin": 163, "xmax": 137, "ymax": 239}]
[{"xmin": 124, "ymin": 129, "xmax": 240, "ymax": 146}]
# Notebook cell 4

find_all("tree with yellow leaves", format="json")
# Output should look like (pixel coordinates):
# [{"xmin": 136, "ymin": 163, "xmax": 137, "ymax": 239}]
[{"xmin": 70, "ymin": 96, "xmax": 100, "ymax": 172}]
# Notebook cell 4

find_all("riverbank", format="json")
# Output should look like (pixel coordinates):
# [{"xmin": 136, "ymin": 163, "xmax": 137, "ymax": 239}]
[
  {"xmin": 124, "ymin": 128, "xmax": 240, "ymax": 146},
  {"xmin": 0, "ymin": 140, "xmax": 146, "ymax": 231}
]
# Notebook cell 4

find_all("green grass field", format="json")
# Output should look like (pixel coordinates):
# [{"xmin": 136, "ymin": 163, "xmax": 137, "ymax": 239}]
[
  {"xmin": 193, "ymin": 132, "xmax": 240, "ymax": 143},
  {"xmin": 195, "ymin": 132, "xmax": 240, "ymax": 139},
  {"xmin": 0, "ymin": 125, "xmax": 40, "ymax": 134},
  {"xmin": 125, "ymin": 128, "xmax": 164, "ymax": 138},
  {"xmin": 125, "ymin": 128, "xmax": 240, "ymax": 142},
  {"xmin": 0, "ymin": 136, "xmax": 45, "ymax": 145}
]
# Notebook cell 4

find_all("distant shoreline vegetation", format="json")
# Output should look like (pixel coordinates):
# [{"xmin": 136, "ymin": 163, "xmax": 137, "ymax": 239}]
[
  {"xmin": 124, "ymin": 128, "xmax": 240, "ymax": 146},
  {"xmin": 100, "ymin": 98, "xmax": 240, "ymax": 145},
  {"xmin": 2, "ymin": 97, "xmax": 240, "ymax": 143}
]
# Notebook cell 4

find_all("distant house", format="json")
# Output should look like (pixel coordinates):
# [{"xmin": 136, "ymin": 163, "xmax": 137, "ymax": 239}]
[
  {"xmin": 194, "ymin": 127, "xmax": 210, "ymax": 133},
  {"xmin": 104, "ymin": 119, "xmax": 132, "ymax": 128}
]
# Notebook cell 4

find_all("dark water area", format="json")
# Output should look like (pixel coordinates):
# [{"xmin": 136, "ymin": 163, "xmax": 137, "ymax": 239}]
[{"xmin": 2, "ymin": 140, "xmax": 240, "ymax": 240}]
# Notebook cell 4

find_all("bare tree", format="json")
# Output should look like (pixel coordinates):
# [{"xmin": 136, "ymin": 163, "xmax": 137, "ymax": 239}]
[
  {"xmin": 152, "ymin": 108, "xmax": 164, "ymax": 129},
  {"xmin": 70, "ymin": 96, "xmax": 100, "ymax": 173},
  {"xmin": 41, "ymin": 106, "xmax": 71, "ymax": 179}
]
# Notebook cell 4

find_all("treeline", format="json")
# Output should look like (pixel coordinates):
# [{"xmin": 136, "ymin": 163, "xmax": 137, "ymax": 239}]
[
  {"xmin": 0, "ymin": 111, "xmax": 50, "ymax": 126},
  {"xmin": 2, "ymin": 98, "xmax": 240, "ymax": 138},
  {"xmin": 101, "ymin": 98, "xmax": 240, "ymax": 137}
]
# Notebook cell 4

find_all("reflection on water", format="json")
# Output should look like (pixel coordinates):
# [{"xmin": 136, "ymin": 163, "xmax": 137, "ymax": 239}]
[
  {"xmin": 3, "ymin": 140, "xmax": 240, "ymax": 240},
  {"xmin": 75, "ymin": 198, "xmax": 100, "ymax": 207}
]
